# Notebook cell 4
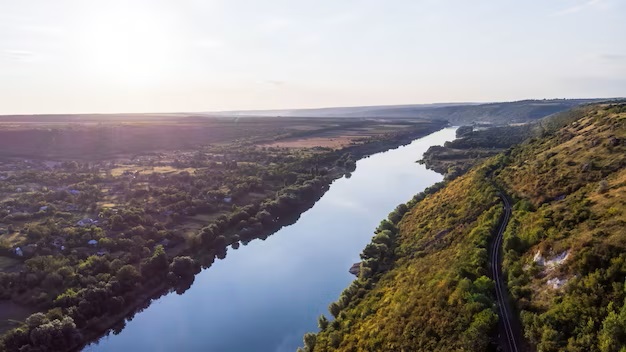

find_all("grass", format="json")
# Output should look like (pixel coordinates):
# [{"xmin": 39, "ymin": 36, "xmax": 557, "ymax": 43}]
[{"xmin": 0, "ymin": 231, "xmax": 25, "ymax": 247}]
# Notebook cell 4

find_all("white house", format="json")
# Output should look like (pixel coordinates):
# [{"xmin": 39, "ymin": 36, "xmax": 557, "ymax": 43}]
[
  {"xmin": 87, "ymin": 239, "xmax": 98, "ymax": 246},
  {"xmin": 77, "ymin": 218, "xmax": 97, "ymax": 227},
  {"xmin": 14, "ymin": 247, "xmax": 23, "ymax": 257}
]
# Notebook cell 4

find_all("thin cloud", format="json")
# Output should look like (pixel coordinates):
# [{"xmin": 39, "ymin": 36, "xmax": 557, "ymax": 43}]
[
  {"xmin": 554, "ymin": 0, "xmax": 605, "ymax": 16},
  {"xmin": 2, "ymin": 49, "xmax": 36, "ymax": 62},
  {"xmin": 18, "ymin": 24, "xmax": 66, "ymax": 37},
  {"xmin": 599, "ymin": 54, "xmax": 626, "ymax": 62},
  {"xmin": 259, "ymin": 18, "xmax": 292, "ymax": 33},
  {"xmin": 194, "ymin": 39, "xmax": 224, "ymax": 49}
]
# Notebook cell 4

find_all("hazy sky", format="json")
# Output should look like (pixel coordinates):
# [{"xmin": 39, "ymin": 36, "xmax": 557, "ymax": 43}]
[{"xmin": 0, "ymin": 0, "xmax": 624, "ymax": 114}]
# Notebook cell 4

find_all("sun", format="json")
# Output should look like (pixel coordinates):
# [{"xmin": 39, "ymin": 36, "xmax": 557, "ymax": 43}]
[{"xmin": 78, "ymin": 4, "xmax": 179, "ymax": 86}]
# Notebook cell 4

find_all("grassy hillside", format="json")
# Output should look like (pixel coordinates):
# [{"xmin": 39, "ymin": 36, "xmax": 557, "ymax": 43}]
[
  {"xmin": 497, "ymin": 103, "xmax": 626, "ymax": 351},
  {"xmin": 300, "ymin": 102, "xmax": 625, "ymax": 352}
]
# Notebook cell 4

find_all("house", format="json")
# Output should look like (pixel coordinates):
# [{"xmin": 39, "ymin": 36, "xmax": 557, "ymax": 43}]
[
  {"xmin": 77, "ymin": 218, "xmax": 97, "ymax": 227},
  {"xmin": 39, "ymin": 206, "xmax": 49, "ymax": 212},
  {"xmin": 14, "ymin": 247, "xmax": 23, "ymax": 257},
  {"xmin": 68, "ymin": 189, "xmax": 81, "ymax": 196},
  {"xmin": 223, "ymin": 197, "xmax": 233, "ymax": 203},
  {"xmin": 87, "ymin": 239, "xmax": 98, "ymax": 246}
]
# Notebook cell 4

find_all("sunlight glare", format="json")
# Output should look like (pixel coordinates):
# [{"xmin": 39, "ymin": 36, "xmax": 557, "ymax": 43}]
[{"xmin": 78, "ymin": 4, "xmax": 179, "ymax": 86}]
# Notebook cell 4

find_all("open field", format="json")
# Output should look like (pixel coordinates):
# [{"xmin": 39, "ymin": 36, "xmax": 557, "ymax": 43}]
[
  {"xmin": 259, "ymin": 121, "xmax": 440, "ymax": 149},
  {"xmin": 0, "ymin": 114, "xmax": 436, "ymax": 160}
]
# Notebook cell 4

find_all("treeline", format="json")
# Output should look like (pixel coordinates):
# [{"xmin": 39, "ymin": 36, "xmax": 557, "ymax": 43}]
[{"xmin": 419, "ymin": 123, "xmax": 536, "ymax": 178}]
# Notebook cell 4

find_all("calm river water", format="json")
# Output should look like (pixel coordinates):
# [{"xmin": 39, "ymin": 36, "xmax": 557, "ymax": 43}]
[{"xmin": 86, "ymin": 127, "xmax": 457, "ymax": 352}]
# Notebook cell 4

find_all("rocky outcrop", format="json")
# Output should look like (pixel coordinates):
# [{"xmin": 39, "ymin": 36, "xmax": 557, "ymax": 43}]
[{"xmin": 349, "ymin": 262, "xmax": 361, "ymax": 277}]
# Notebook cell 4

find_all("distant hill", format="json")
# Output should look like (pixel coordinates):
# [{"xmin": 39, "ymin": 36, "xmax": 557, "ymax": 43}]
[
  {"xmin": 217, "ymin": 99, "xmax": 609, "ymax": 125},
  {"xmin": 213, "ymin": 102, "xmax": 478, "ymax": 118}
]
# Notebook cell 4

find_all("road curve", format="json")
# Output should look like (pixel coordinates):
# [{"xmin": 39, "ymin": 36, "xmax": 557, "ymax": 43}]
[{"xmin": 491, "ymin": 194, "xmax": 522, "ymax": 352}]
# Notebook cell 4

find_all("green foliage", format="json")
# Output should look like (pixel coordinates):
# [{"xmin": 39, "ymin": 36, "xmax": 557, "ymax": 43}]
[
  {"xmin": 116, "ymin": 265, "xmax": 141, "ymax": 288},
  {"xmin": 317, "ymin": 314, "xmax": 329, "ymax": 331},
  {"xmin": 598, "ymin": 302, "xmax": 626, "ymax": 352}
]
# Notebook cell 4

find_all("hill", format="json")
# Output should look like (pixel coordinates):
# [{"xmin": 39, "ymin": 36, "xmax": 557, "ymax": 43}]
[
  {"xmin": 497, "ymin": 103, "xmax": 626, "ymax": 351},
  {"xmin": 300, "ymin": 102, "xmax": 625, "ymax": 351},
  {"xmin": 217, "ymin": 99, "xmax": 607, "ymax": 125}
]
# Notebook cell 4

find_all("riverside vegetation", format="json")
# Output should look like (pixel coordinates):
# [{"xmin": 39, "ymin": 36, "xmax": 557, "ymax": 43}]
[{"xmin": 299, "ymin": 102, "xmax": 625, "ymax": 351}]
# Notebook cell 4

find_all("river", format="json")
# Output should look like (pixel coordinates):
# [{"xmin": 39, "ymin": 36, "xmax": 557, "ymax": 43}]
[{"xmin": 86, "ymin": 127, "xmax": 457, "ymax": 352}]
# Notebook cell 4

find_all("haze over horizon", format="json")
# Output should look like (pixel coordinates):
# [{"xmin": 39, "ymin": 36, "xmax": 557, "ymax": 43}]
[{"xmin": 1, "ymin": 0, "xmax": 625, "ymax": 115}]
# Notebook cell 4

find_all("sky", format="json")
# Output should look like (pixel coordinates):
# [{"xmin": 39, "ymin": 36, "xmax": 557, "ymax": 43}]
[{"xmin": 0, "ymin": 0, "xmax": 625, "ymax": 114}]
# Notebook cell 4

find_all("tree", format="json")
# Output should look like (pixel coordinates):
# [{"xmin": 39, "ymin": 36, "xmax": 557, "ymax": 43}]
[
  {"xmin": 329, "ymin": 301, "xmax": 342, "ymax": 318},
  {"xmin": 169, "ymin": 256, "xmax": 197, "ymax": 279},
  {"xmin": 599, "ymin": 302, "xmax": 626, "ymax": 352},
  {"xmin": 116, "ymin": 265, "xmax": 141, "ymax": 289},
  {"xmin": 317, "ymin": 314, "xmax": 329, "ymax": 331},
  {"xmin": 141, "ymin": 245, "xmax": 169, "ymax": 277},
  {"xmin": 109, "ymin": 214, "xmax": 126, "ymax": 231},
  {"xmin": 25, "ymin": 313, "xmax": 49, "ymax": 328},
  {"xmin": 303, "ymin": 332, "xmax": 317, "ymax": 351}
]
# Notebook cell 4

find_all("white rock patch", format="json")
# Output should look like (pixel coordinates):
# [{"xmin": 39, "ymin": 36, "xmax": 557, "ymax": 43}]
[
  {"xmin": 533, "ymin": 251, "xmax": 545, "ymax": 266},
  {"xmin": 545, "ymin": 251, "xmax": 570, "ymax": 270},
  {"xmin": 533, "ymin": 250, "xmax": 570, "ymax": 272},
  {"xmin": 547, "ymin": 277, "xmax": 568, "ymax": 289}
]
